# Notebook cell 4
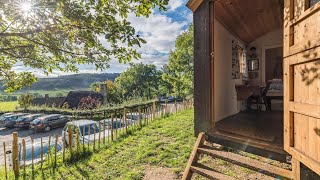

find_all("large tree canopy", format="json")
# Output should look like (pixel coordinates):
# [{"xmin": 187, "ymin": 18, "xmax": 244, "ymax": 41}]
[
  {"xmin": 115, "ymin": 63, "xmax": 161, "ymax": 100},
  {"xmin": 162, "ymin": 24, "xmax": 193, "ymax": 98},
  {"xmin": 0, "ymin": 0, "xmax": 168, "ymax": 92}
]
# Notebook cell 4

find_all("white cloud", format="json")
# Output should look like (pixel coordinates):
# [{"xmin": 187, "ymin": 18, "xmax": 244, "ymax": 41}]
[
  {"xmin": 167, "ymin": 0, "xmax": 185, "ymax": 11},
  {"xmin": 12, "ymin": 2, "xmax": 192, "ymax": 77}
]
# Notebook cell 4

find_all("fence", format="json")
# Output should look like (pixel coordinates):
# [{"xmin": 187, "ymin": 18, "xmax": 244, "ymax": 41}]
[{"xmin": 1, "ymin": 100, "xmax": 193, "ymax": 179}]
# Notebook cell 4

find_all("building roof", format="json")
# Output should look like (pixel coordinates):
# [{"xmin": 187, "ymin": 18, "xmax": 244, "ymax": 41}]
[
  {"xmin": 32, "ymin": 97, "xmax": 65, "ymax": 107},
  {"xmin": 62, "ymin": 91, "xmax": 104, "ymax": 109}
]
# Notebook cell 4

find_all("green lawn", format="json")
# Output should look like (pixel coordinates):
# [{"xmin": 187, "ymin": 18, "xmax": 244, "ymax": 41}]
[
  {"xmin": 0, "ymin": 101, "xmax": 18, "ymax": 112},
  {"xmin": 1, "ymin": 109, "xmax": 196, "ymax": 179}
]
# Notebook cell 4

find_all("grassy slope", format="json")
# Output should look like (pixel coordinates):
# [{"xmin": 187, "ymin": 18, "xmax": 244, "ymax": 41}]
[
  {"xmin": 2, "ymin": 109, "xmax": 195, "ymax": 180},
  {"xmin": 0, "ymin": 101, "xmax": 18, "ymax": 112}
]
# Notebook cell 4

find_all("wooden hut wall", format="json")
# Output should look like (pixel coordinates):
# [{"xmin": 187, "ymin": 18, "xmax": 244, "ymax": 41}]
[{"xmin": 194, "ymin": 0, "xmax": 213, "ymax": 135}]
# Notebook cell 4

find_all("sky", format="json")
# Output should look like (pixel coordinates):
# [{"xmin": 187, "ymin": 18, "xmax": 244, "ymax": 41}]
[{"xmin": 13, "ymin": 0, "xmax": 193, "ymax": 77}]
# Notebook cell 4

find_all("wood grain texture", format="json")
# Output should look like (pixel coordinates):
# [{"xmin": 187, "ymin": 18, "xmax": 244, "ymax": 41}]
[
  {"xmin": 284, "ymin": 0, "xmax": 320, "ymax": 176},
  {"xmin": 194, "ymin": 0, "xmax": 213, "ymax": 135}
]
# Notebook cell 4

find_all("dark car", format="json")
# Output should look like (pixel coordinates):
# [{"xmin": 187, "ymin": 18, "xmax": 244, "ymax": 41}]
[
  {"xmin": 15, "ymin": 114, "xmax": 44, "ymax": 129},
  {"xmin": 3, "ymin": 113, "xmax": 30, "ymax": 129},
  {"xmin": 30, "ymin": 114, "xmax": 69, "ymax": 132},
  {"xmin": 0, "ymin": 113, "xmax": 14, "ymax": 127}
]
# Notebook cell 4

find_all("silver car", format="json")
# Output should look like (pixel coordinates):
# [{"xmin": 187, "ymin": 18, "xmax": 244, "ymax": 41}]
[{"xmin": 62, "ymin": 120, "xmax": 109, "ymax": 146}]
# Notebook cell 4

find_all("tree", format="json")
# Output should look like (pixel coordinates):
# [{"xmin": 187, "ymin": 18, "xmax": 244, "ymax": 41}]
[
  {"xmin": 104, "ymin": 80, "xmax": 121, "ymax": 105},
  {"xmin": 18, "ymin": 93, "xmax": 34, "ymax": 110},
  {"xmin": 162, "ymin": 25, "xmax": 194, "ymax": 98},
  {"xmin": 90, "ymin": 82, "xmax": 101, "ymax": 92},
  {"xmin": 0, "ymin": 0, "xmax": 169, "ymax": 92},
  {"xmin": 115, "ymin": 63, "xmax": 161, "ymax": 100},
  {"xmin": 78, "ymin": 96, "xmax": 101, "ymax": 110}
]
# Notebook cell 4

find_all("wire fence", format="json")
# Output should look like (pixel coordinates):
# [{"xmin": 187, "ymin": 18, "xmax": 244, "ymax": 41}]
[{"xmin": 1, "ymin": 100, "xmax": 193, "ymax": 179}]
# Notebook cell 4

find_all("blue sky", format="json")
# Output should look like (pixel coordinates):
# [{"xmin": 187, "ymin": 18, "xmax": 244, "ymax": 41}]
[{"xmin": 13, "ymin": 0, "xmax": 193, "ymax": 77}]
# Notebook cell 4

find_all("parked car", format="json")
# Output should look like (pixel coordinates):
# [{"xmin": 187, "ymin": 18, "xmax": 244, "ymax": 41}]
[
  {"xmin": 6, "ymin": 140, "xmax": 63, "ymax": 166},
  {"xmin": 62, "ymin": 120, "xmax": 106, "ymax": 146},
  {"xmin": 0, "ymin": 113, "xmax": 14, "ymax": 127},
  {"xmin": 3, "ymin": 113, "xmax": 30, "ymax": 129},
  {"xmin": 126, "ymin": 113, "xmax": 145, "ymax": 121},
  {"xmin": 99, "ymin": 118, "xmax": 128, "ymax": 129},
  {"xmin": 30, "ymin": 114, "xmax": 69, "ymax": 132},
  {"xmin": 15, "ymin": 114, "xmax": 44, "ymax": 129}
]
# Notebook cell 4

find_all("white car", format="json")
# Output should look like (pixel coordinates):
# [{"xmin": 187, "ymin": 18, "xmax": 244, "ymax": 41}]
[
  {"xmin": 6, "ymin": 140, "xmax": 63, "ymax": 166},
  {"xmin": 62, "ymin": 120, "xmax": 109, "ymax": 146}
]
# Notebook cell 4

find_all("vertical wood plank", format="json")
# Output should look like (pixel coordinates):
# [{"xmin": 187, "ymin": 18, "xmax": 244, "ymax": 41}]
[
  {"xmin": 98, "ymin": 121, "xmax": 101, "ymax": 148},
  {"xmin": 292, "ymin": 158, "xmax": 301, "ymax": 180},
  {"xmin": 88, "ymin": 124, "xmax": 90, "ymax": 149},
  {"xmin": 68, "ymin": 125, "xmax": 73, "ymax": 159},
  {"xmin": 12, "ymin": 132, "xmax": 19, "ymax": 177},
  {"xmin": 63, "ymin": 131, "xmax": 66, "ymax": 162},
  {"xmin": 111, "ymin": 114, "xmax": 114, "ymax": 141},
  {"xmin": 48, "ymin": 135, "xmax": 51, "ymax": 165},
  {"xmin": 93, "ymin": 124, "xmax": 96, "ymax": 150},
  {"xmin": 55, "ymin": 134, "xmax": 58, "ymax": 167},
  {"xmin": 3, "ymin": 142, "xmax": 7, "ymax": 179},
  {"xmin": 40, "ymin": 137, "xmax": 43, "ymax": 168},
  {"xmin": 31, "ymin": 137, "xmax": 34, "ymax": 171},
  {"xmin": 103, "ymin": 118, "xmax": 106, "ymax": 145},
  {"xmin": 22, "ymin": 139, "xmax": 26, "ymax": 174}
]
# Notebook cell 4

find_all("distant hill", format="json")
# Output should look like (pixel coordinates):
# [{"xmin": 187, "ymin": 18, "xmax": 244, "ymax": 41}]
[{"xmin": 1, "ymin": 73, "xmax": 120, "ymax": 91}]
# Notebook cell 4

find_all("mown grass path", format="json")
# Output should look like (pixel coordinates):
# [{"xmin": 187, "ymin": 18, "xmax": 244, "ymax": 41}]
[{"xmin": 1, "ymin": 109, "xmax": 195, "ymax": 180}]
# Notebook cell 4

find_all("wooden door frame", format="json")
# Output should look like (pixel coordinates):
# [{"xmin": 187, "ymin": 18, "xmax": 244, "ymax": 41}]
[
  {"xmin": 283, "ymin": 0, "xmax": 320, "ymax": 177},
  {"xmin": 210, "ymin": 0, "xmax": 215, "ymax": 129}
]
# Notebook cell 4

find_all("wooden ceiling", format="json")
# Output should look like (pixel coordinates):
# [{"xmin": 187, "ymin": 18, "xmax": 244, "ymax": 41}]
[{"xmin": 215, "ymin": 0, "xmax": 284, "ymax": 45}]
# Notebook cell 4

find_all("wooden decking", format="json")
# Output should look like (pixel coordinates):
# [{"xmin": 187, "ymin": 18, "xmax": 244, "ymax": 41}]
[
  {"xmin": 216, "ymin": 111, "xmax": 283, "ymax": 146},
  {"xmin": 209, "ymin": 111, "xmax": 287, "ymax": 159}
]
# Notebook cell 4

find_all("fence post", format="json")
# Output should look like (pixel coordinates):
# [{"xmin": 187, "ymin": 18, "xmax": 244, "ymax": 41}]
[
  {"xmin": 138, "ymin": 108, "xmax": 142, "ymax": 127},
  {"xmin": 83, "ymin": 125, "xmax": 85, "ymax": 153},
  {"xmin": 93, "ymin": 125, "xmax": 96, "ymax": 151},
  {"xmin": 68, "ymin": 125, "xmax": 73, "ymax": 159},
  {"xmin": 31, "ymin": 137, "xmax": 34, "ymax": 171},
  {"xmin": 48, "ymin": 135, "xmax": 51, "ymax": 165},
  {"xmin": 22, "ymin": 139, "xmax": 26, "ymax": 174},
  {"xmin": 111, "ymin": 114, "xmax": 114, "ymax": 141},
  {"xmin": 76, "ymin": 130, "xmax": 79, "ymax": 159},
  {"xmin": 153, "ymin": 102, "xmax": 156, "ymax": 121},
  {"xmin": 63, "ymin": 131, "xmax": 66, "ymax": 162},
  {"xmin": 115, "ymin": 113, "xmax": 118, "ymax": 139},
  {"xmin": 103, "ymin": 118, "xmax": 106, "ymax": 145},
  {"xmin": 3, "ymin": 142, "xmax": 7, "ymax": 179},
  {"xmin": 175, "ymin": 100, "xmax": 177, "ymax": 114},
  {"xmin": 98, "ymin": 121, "xmax": 101, "ymax": 148},
  {"xmin": 88, "ymin": 124, "xmax": 90, "ymax": 150},
  {"xmin": 12, "ymin": 132, "xmax": 19, "ymax": 177},
  {"xmin": 40, "ymin": 137, "xmax": 43, "ymax": 168},
  {"xmin": 124, "ymin": 108, "xmax": 127, "ymax": 134},
  {"xmin": 55, "ymin": 134, "xmax": 58, "ymax": 167}
]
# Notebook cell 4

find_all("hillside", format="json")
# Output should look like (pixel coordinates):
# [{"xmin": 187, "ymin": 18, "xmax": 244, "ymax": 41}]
[{"xmin": 1, "ymin": 73, "xmax": 120, "ymax": 92}]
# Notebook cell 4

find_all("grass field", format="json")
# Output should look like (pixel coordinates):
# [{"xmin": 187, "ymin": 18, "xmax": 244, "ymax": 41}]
[
  {"xmin": 4, "ymin": 88, "xmax": 90, "ymax": 97},
  {"xmin": 0, "ymin": 101, "xmax": 18, "ymax": 112}
]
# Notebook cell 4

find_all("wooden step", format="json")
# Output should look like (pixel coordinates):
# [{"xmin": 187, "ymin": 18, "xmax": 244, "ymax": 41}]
[
  {"xmin": 190, "ymin": 163, "xmax": 236, "ymax": 180},
  {"xmin": 209, "ymin": 131, "xmax": 287, "ymax": 155},
  {"xmin": 198, "ymin": 145, "xmax": 293, "ymax": 179}
]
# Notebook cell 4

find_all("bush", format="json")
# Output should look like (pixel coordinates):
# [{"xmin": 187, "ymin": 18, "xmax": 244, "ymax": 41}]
[{"xmin": 18, "ymin": 93, "xmax": 34, "ymax": 110}]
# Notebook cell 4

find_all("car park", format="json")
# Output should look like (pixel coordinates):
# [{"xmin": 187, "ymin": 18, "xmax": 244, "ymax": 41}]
[
  {"xmin": 6, "ymin": 140, "xmax": 63, "ymax": 166},
  {"xmin": 30, "ymin": 114, "xmax": 69, "ymax": 132},
  {"xmin": 62, "ymin": 120, "xmax": 106, "ymax": 146},
  {"xmin": 15, "ymin": 114, "xmax": 44, "ymax": 129},
  {"xmin": 3, "ymin": 113, "xmax": 30, "ymax": 129}
]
